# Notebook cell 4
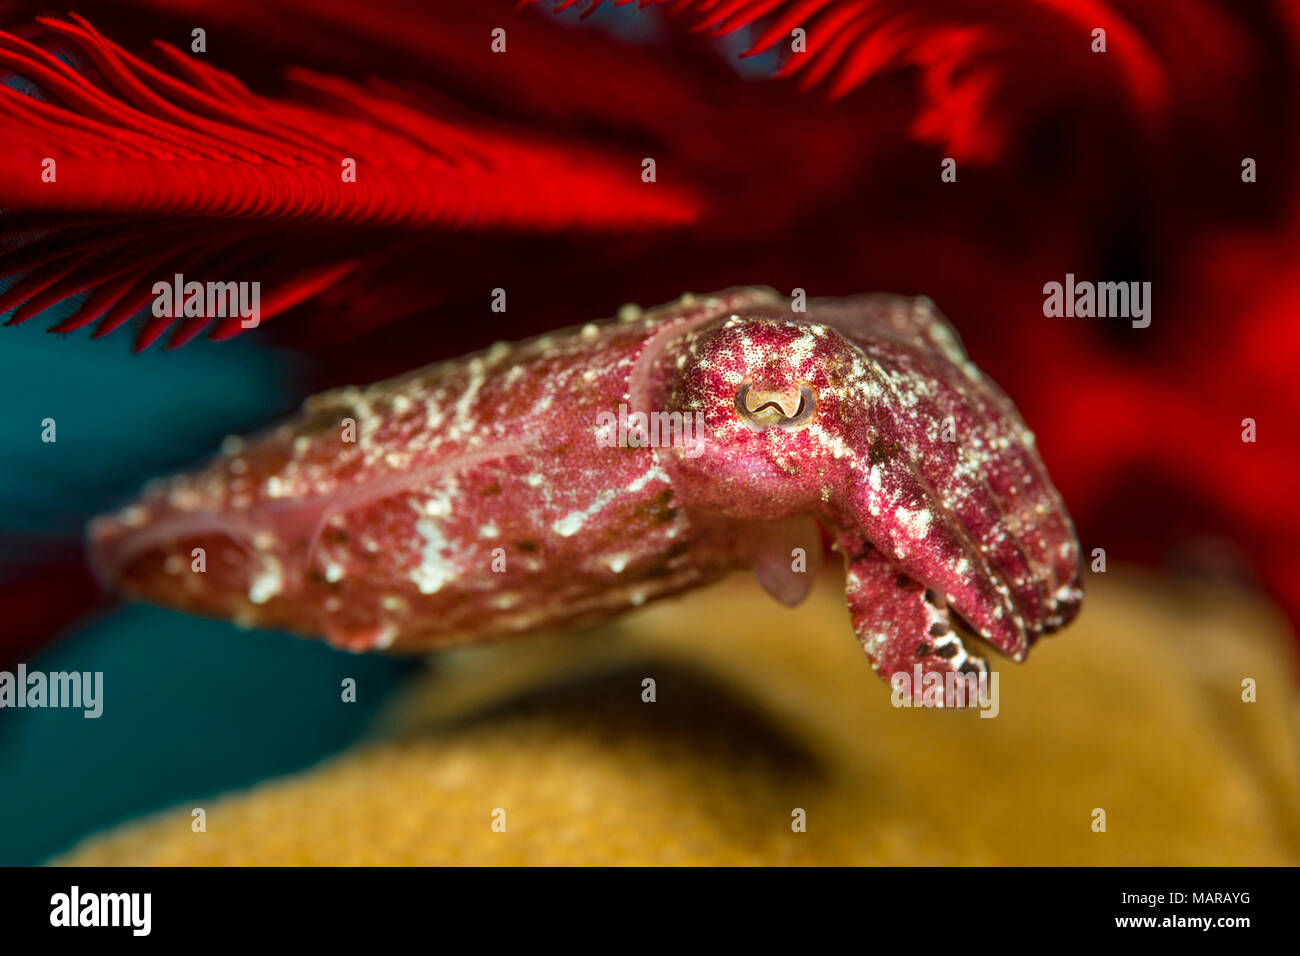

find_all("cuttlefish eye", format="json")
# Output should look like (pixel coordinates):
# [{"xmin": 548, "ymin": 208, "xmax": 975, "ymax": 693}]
[{"xmin": 734, "ymin": 383, "xmax": 817, "ymax": 431}]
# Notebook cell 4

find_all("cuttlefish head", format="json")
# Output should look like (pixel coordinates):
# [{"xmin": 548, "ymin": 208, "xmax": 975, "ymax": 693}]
[{"xmin": 650, "ymin": 296, "xmax": 1083, "ymax": 705}]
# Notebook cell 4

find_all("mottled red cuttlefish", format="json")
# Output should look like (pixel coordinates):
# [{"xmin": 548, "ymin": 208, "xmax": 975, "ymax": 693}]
[{"xmin": 89, "ymin": 288, "xmax": 1083, "ymax": 707}]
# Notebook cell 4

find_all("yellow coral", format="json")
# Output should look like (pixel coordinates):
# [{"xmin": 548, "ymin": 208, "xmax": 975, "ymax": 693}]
[{"xmin": 62, "ymin": 569, "xmax": 1300, "ymax": 865}]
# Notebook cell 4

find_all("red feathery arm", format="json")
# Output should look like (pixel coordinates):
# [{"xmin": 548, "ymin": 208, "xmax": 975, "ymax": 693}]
[{"xmin": 0, "ymin": 14, "xmax": 699, "ymax": 349}]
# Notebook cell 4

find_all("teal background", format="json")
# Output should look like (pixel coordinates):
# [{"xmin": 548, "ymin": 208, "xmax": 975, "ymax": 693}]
[{"xmin": 0, "ymin": 314, "xmax": 415, "ymax": 865}]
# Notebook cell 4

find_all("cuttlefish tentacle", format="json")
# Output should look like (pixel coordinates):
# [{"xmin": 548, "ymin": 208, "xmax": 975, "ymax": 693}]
[
  {"xmin": 809, "ymin": 294, "xmax": 1079, "ymax": 639},
  {"xmin": 839, "ymin": 530, "xmax": 989, "ymax": 707}
]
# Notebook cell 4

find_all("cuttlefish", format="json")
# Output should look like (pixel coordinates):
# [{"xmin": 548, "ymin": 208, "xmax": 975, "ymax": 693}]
[{"xmin": 89, "ymin": 288, "xmax": 1083, "ymax": 706}]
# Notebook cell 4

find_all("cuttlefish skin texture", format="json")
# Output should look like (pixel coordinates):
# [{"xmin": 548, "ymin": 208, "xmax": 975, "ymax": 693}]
[{"xmin": 89, "ymin": 288, "xmax": 1083, "ymax": 703}]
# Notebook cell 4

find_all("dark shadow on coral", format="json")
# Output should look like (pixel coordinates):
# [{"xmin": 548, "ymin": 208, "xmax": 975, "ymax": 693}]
[
  {"xmin": 396, "ymin": 653, "xmax": 830, "ymax": 852},
  {"xmin": 444, "ymin": 656, "xmax": 822, "ymax": 775}
]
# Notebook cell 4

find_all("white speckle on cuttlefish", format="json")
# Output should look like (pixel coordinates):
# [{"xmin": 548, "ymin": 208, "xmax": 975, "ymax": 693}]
[
  {"xmin": 412, "ymin": 517, "xmax": 457, "ymax": 594},
  {"xmin": 550, "ymin": 465, "xmax": 670, "ymax": 538},
  {"xmin": 248, "ymin": 555, "xmax": 284, "ymax": 604}
]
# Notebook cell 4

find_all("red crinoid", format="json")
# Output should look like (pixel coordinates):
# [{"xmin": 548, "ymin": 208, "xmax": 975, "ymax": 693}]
[{"xmin": 0, "ymin": 11, "xmax": 698, "ymax": 350}]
